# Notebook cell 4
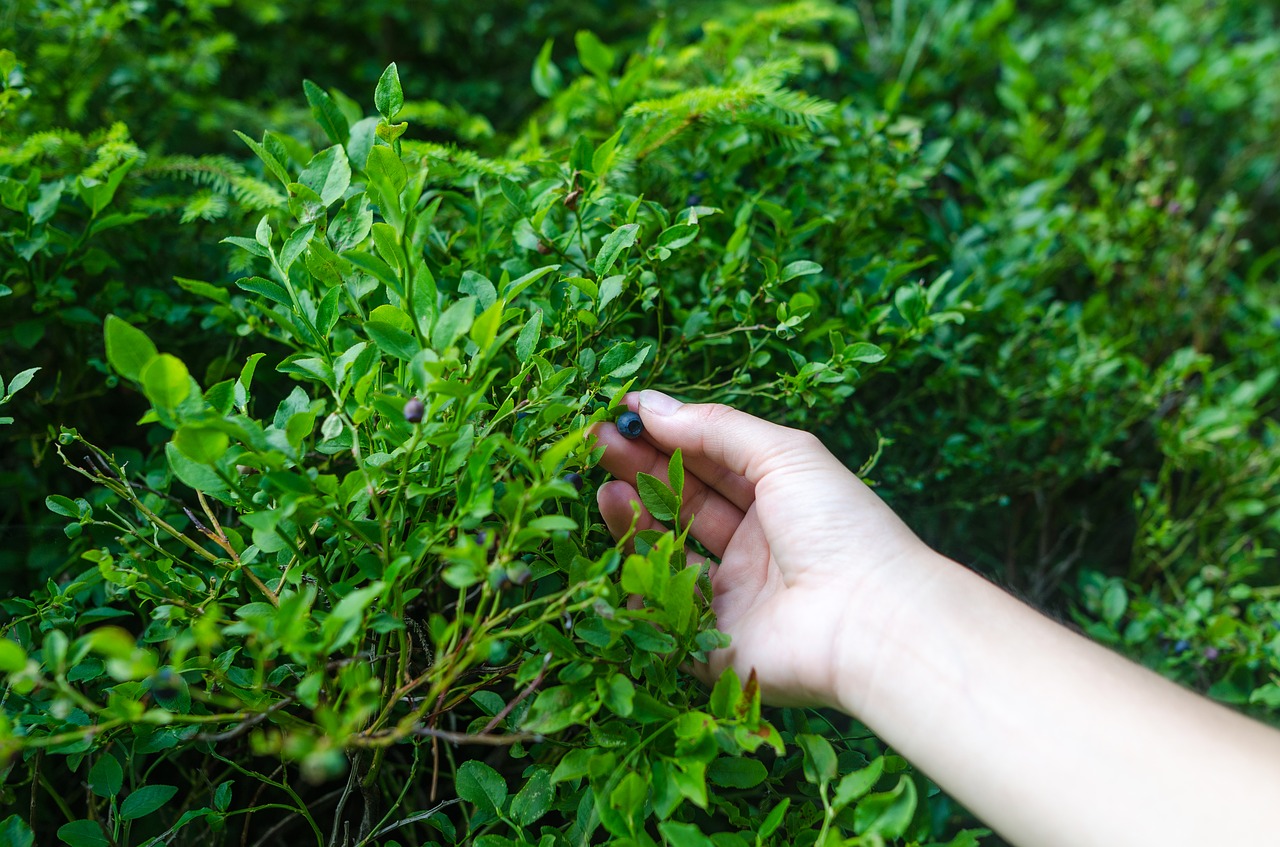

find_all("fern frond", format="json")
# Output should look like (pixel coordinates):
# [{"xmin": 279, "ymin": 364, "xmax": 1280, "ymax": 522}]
[
  {"xmin": 402, "ymin": 141, "xmax": 527, "ymax": 182},
  {"xmin": 179, "ymin": 190, "xmax": 229, "ymax": 224},
  {"xmin": 143, "ymin": 154, "xmax": 285, "ymax": 210}
]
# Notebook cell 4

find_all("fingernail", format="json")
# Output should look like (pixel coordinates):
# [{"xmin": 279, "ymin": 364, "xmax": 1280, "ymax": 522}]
[{"xmin": 638, "ymin": 389, "xmax": 682, "ymax": 416}]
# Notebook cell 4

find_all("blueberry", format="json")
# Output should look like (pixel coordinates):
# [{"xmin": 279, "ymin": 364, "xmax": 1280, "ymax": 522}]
[
  {"xmin": 564, "ymin": 472, "xmax": 584, "ymax": 491},
  {"xmin": 1204, "ymin": 647, "xmax": 1220, "ymax": 660},
  {"xmin": 616, "ymin": 411, "xmax": 644, "ymax": 439},
  {"xmin": 1174, "ymin": 639, "xmax": 1190, "ymax": 654},
  {"xmin": 403, "ymin": 397, "xmax": 425, "ymax": 423},
  {"xmin": 691, "ymin": 170, "xmax": 708, "ymax": 182},
  {"xmin": 686, "ymin": 193, "xmax": 702, "ymax": 206}
]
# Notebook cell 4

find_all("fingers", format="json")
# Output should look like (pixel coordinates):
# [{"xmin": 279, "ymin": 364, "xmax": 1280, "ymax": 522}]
[
  {"xmin": 596, "ymin": 479, "xmax": 661, "ymax": 547},
  {"xmin": 595, "ymin": 423, "xmax": 746, "ymax": 558},
  {"xmin": 596, "ymin": 480, "xmax": 714, "ymax": 610},
  {"xmin": 630, "ymin": 390, "xmax": 825, "ymax": 485}
]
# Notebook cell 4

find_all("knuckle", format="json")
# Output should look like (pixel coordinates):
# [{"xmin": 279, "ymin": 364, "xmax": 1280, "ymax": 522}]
[{"xmin": 695, "ymin": 402, "xmax": 736, "ymax": 426}]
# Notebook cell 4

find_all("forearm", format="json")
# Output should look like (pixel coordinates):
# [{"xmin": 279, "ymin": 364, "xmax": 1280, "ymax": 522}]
[{"xmin": 836, "ymin": 552, "xmax": 1280, "ymax": 847}]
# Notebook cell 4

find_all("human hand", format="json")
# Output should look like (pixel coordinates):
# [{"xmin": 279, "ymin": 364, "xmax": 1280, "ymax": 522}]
[{"xmin": 594, "ymin": 390, "xmax": 942, "ymax": 709}]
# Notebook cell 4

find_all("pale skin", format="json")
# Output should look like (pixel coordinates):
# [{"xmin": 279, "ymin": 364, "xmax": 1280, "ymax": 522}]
[{"xmin": 593, "ymin": 389, "xmax": 1280, "ymax": 847}]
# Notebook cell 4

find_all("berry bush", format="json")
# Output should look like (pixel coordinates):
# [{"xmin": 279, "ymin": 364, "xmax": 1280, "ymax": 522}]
[{"xmin": 2, "ymin": 1, "xmax": 1278, "ymax": 845}]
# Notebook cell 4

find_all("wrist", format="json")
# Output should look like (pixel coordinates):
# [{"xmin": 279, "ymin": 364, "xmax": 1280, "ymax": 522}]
[{"xmin": 828, "ymin": 546, "xmax": 961, "ymax": 718}]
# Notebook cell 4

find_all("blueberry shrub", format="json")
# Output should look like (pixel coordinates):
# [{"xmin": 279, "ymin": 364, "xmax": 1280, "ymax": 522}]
[{"xmin": 2, "ymin": 1, "xmax": 1278, "ymax": 845}]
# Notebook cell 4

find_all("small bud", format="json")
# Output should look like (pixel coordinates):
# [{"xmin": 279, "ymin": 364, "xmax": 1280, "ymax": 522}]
[
  {"xmin": 536, "ymin": 240, "xmax": 552, "ymax": 255},
  {"xmin": 564, "ymin": 188, "xmax": 582, "ymax": 211},
  {"xmin": 403, "ymin": 397, "xmax": 425, "ymax": 424}
]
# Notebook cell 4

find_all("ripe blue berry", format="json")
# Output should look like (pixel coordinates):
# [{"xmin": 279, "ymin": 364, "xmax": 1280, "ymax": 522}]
[
  {"xmin": 616, "ymin": 411, "xmax": 644, "ymax": 439},
  {"xmin": 564, "ymin": 472, "xmax": 584, "ymax": 491},
  {"xmin": 403, "ymin": 397, "xmax": 425, "ymax": 423}
]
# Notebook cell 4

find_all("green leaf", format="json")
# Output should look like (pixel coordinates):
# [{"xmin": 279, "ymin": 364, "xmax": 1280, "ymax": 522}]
[
  {"xmin": 214, "ymin": 781, "xmax": 232, "ymax": 812},
  {"xmin": 303, "ymin": 79, "xmax": 351, "ymax": 145},
  {"xmin": 104, "ymin": 315, "xmax": 158, "ymax": 382},
  {"xmin": 432, "ymin": 297, "xmax": 476, "ymax": 350},
  {"xmin": 636, "ymin": 472, "xmax": 679, "ymax": 523},
  {"xmin": 299, "ymin": 146, "xmax": 351, "ymax": 207},
  {"xmin": 120, "ymin": 784, "xmax": 178, "ymax": 820},
  {"xmin": 56, "ymin": 820, "xmax": 108, "ymax": 847},
  {"xmin": 279, "ymin": 223, "xmax": 315, "ymax": 273},
  {"xmin": 0, "ymin": 638, "xmax": 26, "ymax": 672},
  {"xmin": 365, "ymin": 319, "xmax": 419, "ymax": 361},
  {"xmin": 708, "ymin": 667, "xmax": 742, "ymax": 718},
  {"xmin": 236, "ymin": 276, "xmax": 293, "ymax": 308},
  {"xmin": 516, "ymin": 310, "xmax": 542, "ymax": 362},
  {"xmin": 758, "ymin": 798, "xmax": 790, "ymax": 839},
  {"xmin": 575, "ymin": 30, "xmax": 616, "ymax": 79},
  {"xmin": 3, "ymin": 367, "xmax": 39, "ymax": 398},
  {"xmin": 707, "ymin": 757, "xmax": 767, "ymax": 789},
  {"xmin": 854, "ymin": 775, "xmax": 918, "ymax": 838},
  {"xmin": 365, "ymin": 145, "xmax": 407, "ymax": 196},
  {"xmin": 175, "ymin": 277, "xmax": 230, "ymax": 306},
  {"xmin": 598, "ymin": 275, "xmax": 625, "ymax": 312},
  {"xmin": 667, "ymin": 449, "xmax": 684, "ymax": 501},
  {"xmin": 528, "ymin": 515, "xmax": 577, "ymax": 532},
  {"xmin": 499, "ymin": 177, "xmax": 529, "ymax": 216},
  {"xmin": 781, "ymin": 260, "xmax": 822, "ymax": 281},
  {"xmin": 45, "ymin": 495, "xmax": 78, "ymax": 518},
  {"xmin": 604, "ymin": 343, "xmax": 650, "ymax": 380},
  {"xmin": 456, "ymin": 760, "xmax": 507, "ymax": 817},
  {"xmin": 797, "ymin": 733, "xmax": 837, "ymax": 785},
  {"xmin": 88, "ymin": 755, "xmax": 124, "ymax": 798},
  {"xmin": 174, "ymin": 426, "xmax": 230, "ymax": 465},
  {"xmin": 1101, "ymin": 582, "xmax": 1128, "ymax": 626},
  {"xmin": 532, "ymin": 39, "xmax": 563, "ymax": 98},
  {"xmin": 166, "ymin": 442, "xmax": 229, "ymax": 494},
  {"xmin": 509, "ymin": 767, "xmax": 552, "ymax": 826},
  {"xmin": 844, "ymin": 342, "xmax": 887, "ymax": 364},
  {"xmin": 657, "ymin": 821, "xmax": 713, "ymax": 847},
  {"xmin": 658, "ymin": 223, "xmax": 699, "ymax": 250},
  {"xmin": 833, "ymin": 756, "xmax": 884, "ymax": 809},
  {"xmin": 375, "ymin": 63, "xmax": 404, "ymax": 121},
  {"xmin": 599, "ymin": 673, "xmax": 635, "ymax": 717},
  {"xmin": 594, "ymin": 223, "xmax": 640, "ymax": 277},
  {"xmin": 895, "ymin": 284, "xmax": 927, "ymax": 326},
  {"xmin": 234, "ymin": 130, "xmax": 291, "ymax": 187},
  {"xmin": 1, "ymin": 815, "xmax": 34, "ymax": 847},
  {"xmin": 141, "ymin": 355, "xmax": 191, "ymax": 411}
]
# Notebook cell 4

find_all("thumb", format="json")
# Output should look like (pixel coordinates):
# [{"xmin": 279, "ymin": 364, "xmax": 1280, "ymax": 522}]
[{"xmin": 632, "ymin": 390, "xmax": 827, "ymax": 484}]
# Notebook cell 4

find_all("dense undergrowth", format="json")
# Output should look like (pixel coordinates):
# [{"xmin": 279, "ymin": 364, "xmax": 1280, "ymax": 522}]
[{"xmin": 1, "ymin": 1, "xmax": 1278, "ymax": 845}]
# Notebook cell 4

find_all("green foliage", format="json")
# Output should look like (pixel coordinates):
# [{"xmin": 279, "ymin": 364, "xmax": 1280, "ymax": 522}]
[{"xmin": 1, "ymin": 0, "xmax": 1278, "ymax": 845}]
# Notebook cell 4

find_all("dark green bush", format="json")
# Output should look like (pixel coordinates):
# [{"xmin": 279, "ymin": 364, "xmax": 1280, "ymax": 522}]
[{"xmin": 2, "ymin": 1, "xmax": 1278, "ymax": 845}]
